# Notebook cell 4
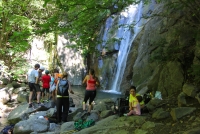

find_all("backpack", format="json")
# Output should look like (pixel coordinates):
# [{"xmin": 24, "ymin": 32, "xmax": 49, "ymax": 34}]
[
  {"xmin": 143, "ymin": 90, "xmax": 152, "ymax": 104},
  {"xmin": 115, "ymin": 98, "xmax": 129, "ymax": 116},
  {"xmin": 58, "ymin": 79, "xmax": 69, "ymax": 96},
  {"xmin": 1, "ymin": 124, "xmax": 15, "ymax": 134},
  {"xmin": 74, "ymin": 119, "xmax": 95, "ymax": 131}
]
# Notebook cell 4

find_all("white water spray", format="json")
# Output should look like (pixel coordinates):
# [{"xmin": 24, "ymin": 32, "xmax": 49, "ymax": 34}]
[{"xmin": 109, "ymin": 2, "xmax": 143, "ymax": 93}]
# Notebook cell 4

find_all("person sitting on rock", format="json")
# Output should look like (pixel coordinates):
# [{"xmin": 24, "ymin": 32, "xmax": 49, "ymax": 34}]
[
  {"xmin": 125, "ymin": 86, "xmax": 145, "ymax": 109},
  {"xmin": 124, "ymin": 91, "xmax": 143, "ymax": 116}
]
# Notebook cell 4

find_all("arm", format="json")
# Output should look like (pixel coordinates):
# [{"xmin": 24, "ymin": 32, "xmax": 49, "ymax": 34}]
[
  {"xmin": 82, "ymin": 75, "xmax": 88, "ymax": 84},
  {"xmin": 56, "ymin": 80, "xmax": 60, "ymax": 91},
  {"xmin": 35, "ymin": 71, "xmax": 39, "ymax": 84},
  {"xmin": 68, "ymin": 81, "xmax": 74, "ymax": 94},
  {"xmin": 41, "ymin": 76, "xmax": 44, "ymax": 82},
  {"xmin": 129, "ymin": 102, "xmax": 133, "ymax": 111},
  {"xmin": 95, "ymin": 77, "xmax": 100, "ymax": 87}
]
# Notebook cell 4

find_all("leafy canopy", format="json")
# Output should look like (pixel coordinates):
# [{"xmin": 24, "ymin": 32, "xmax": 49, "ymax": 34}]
[
  {"xmin": 42, "ymin": 0, "xmax": 142, "ymax": 57},
  {"xmin": 0, "ymin": 0, "xmax": 57, "ymax": 74}
]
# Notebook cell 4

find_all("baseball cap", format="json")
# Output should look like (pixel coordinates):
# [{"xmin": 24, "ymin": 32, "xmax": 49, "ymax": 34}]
[
  {"xmin": 45, "ymin": 70, "xmax": 49, "ymax": 74},
  {"xmin": 39, "ymin": 66, "xmax": 45, "ymax": 71}
]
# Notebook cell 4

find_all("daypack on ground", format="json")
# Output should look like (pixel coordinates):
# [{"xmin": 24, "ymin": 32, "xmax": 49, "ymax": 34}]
[
  {"xmin": 1, "ymin": 124, "xmax": 14, "ymax": 134},
  {"xmin": 74, "ymin": 119, "xmax": 95, "ymax": 131},
  {"xmin": 115, "ymin": 98, "xmax": 129, "ymax": 116}
]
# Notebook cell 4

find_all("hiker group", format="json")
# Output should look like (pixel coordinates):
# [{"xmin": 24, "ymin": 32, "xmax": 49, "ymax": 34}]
[
  {"xmin": 26, "ymin": 63, "xmax": 100, "ymax": 124},
  {"xmin": 26, "ymin": 63, "xmax": 151, "ymax": 125}
]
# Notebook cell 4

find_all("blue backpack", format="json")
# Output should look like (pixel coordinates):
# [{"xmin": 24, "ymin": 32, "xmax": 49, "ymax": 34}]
[
  {"xmin": 1, "ymin": 124, "xmax": 15, "ymax": 134},
  {"xmin": 58, "ymin": 79, "xmax": 69, "ymax": 96}
]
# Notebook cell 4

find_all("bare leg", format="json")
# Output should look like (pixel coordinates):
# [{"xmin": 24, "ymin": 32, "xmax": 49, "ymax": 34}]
[
  {"xmin": 52, "ymin": 90, "xmax": 56, "ymax": 102},
  {"xmin": 37, "ymin": 91, "xmax": 41, "ymax": 103},
  {"xmin": 83, "ymin": 102, "xmax": 86, "ymax": 110},
  {"xmin": 46, "ymin": 93, "xmax": 49, "ymax": 100},
  {"xmin": 29, "ymin": 91, "xmax": 33, "ymax": 104},
  {"xmin": 41, "ymin": 92, "xmax": 44, "ymax": 100},
  {"xmin": 88, "ymin": 104, "xmax": 92, "ymax": 113}
]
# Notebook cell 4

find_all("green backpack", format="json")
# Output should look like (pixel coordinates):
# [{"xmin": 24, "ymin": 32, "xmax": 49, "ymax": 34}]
[{"xmin": 74, "ymin": 119, "xmax": 95, "ymax": 130}]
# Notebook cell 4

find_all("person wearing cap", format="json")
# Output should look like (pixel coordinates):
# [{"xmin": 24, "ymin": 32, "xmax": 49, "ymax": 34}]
[
  {"xmin": 27, "ymin": 63, "xmax": 40, "ymax": 108},
  {"xmin": 41, "ymin": 70, "xmax": 51, "ymax": 101}
]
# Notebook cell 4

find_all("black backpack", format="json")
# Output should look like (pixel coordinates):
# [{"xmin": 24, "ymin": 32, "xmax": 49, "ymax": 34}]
[
  {"xmin": 143, "ymin": 90, "xmax": 152, "ymax": 104},
  {"xmin": 115, "ymin": 98, "xmax": 129, "ymax": 116}
]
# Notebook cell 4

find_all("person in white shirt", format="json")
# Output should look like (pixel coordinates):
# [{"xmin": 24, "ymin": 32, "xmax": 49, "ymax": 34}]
[{"xmin": 27, "ymin": 64, "xmax": 40, "ymax": 108}]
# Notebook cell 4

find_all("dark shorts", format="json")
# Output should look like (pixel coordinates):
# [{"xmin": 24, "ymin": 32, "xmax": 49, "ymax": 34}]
[
  {"xmin": 42, "ymin": 88, "xmax": 50, "ymax": 93},
  {"xmin": 83, "ymin": 90, "xmax": 96, "ymax": 105},
  {"xmin": 28, "ymin": 82, "xmax": 41, "ymax": 92}
]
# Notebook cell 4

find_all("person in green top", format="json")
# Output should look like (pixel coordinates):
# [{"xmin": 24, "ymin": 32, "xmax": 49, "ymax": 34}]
[{"xmin": 129, "ymin": 86, "xmax": 145, "ymax": 109}]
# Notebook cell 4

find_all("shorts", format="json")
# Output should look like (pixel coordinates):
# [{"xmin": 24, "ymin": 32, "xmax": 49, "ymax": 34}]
[
  {"xmin": 28, "ymin": 83, "xmax": 41, "ymax": 92},
  {"xmin": 42, "ymin": 88, "xmax": 50, "ymax": 93},
  {"xmin": 28, "ymin": 82, "xmax": 36, "ymax": 92},
  {"xmin": 34, "ymin": 84, "xmax": 41, "ymax": 92}
]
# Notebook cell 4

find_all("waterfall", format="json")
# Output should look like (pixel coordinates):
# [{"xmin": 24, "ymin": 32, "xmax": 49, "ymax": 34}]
[{"xmin": 109, "ymin": 2, "xmax": 143, "ymax": 93}]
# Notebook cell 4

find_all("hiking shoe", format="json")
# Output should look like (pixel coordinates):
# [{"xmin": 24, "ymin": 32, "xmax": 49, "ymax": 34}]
[
  {"xmin": 28, "ymin": 103, "xmax": 32, "ymax": 108},
  {"xmin": 87, "ymin": 112, "xmax": 90, "ymax": 116},
  {"xmin": 37, "ymin": 103, "xmax": 44, "ymax": 107}
]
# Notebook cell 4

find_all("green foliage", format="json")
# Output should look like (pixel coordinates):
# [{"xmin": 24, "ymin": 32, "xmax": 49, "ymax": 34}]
[
  {"xmin": 42, "ymin": 0, "xmax": 141, "ymax": 56},
  {"xmin": 0, "ymin": 0, "xmax": 57, "ymax": 70}
]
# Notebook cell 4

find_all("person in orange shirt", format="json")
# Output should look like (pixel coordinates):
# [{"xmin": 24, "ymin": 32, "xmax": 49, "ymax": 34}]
[{"xmin": 52, "ymin": 69, "xmax": 60, "ymax": 102}]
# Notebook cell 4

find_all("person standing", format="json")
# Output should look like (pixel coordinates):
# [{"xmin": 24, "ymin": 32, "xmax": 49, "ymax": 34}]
[
  {"xmin": 82, "ymin": 68, "xmax": 100, "ymax": 115},
  {"xmin": 41, "ymin": 70, "xmax": 51, "ymax": 101},
  {"xmin": 27, "ymin": 63, "xmax": 40, "ymax": 108},
  {"xmin": 49, "ymin": 72, "xmax": 55, "ymax": 100},
  {"xmin": 35, "ymin": 66, "xmax": 45, "ymax": 105},
  {"xmin": 56, "ymin": 72, "xmax": 74, "ymax": 124},
  {"xmin": 52, "ymin": 69, "xmax": 60, "ymax": 102}
]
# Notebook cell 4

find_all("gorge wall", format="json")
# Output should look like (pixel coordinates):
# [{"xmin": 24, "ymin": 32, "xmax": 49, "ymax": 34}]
[
  {"xmin": 56, "ymin": 1, "xmax": 200, "ymax": 98},
  {"xmin": 92, "ymin": 1, "xmax": 200, "ymax": 97}
]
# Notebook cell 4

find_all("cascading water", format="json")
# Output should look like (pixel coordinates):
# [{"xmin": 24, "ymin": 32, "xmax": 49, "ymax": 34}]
[{"xmin": 107, "ymin": 2, "xmax": 144, "ymax": 93}]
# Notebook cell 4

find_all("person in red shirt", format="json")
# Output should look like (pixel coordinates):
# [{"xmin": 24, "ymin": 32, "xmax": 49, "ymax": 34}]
[
  {"xmin": 82, "ymin": 68, "xmax": 100, "ymax": 115},
  {"xmin": 41, "ymin": 70, "xmax": 51, "ymax": 101}
]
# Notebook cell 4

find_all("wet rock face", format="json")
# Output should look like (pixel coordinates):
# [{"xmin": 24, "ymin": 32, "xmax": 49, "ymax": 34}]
[
  {"xmin": 119, "ymin": 3, "xmax": 198, "ymax": 97},
  {"xmin": 57, "ymin": 35, "xmax": 85, "ymax": 86}
]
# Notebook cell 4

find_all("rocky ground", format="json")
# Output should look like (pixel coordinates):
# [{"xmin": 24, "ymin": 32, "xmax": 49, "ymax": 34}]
[
  {"xmin": 0, "ymin": 83, "xmax": 200, "ymax": 134},
  {"xmin": 74, "ymin": 91, "xmax": 200, "ymax": 134}
]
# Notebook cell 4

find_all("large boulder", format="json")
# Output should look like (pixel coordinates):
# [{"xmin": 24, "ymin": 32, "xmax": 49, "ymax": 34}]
[
  {"xmin": 7, "ymin": 103, "xmax": 32, "ymax": 124},
  {"xmin": 0, "ymin": 88, "xmax": 11, "ymax": 104},
  {"xmin": 17, "ymin": 91, "xmax": 29, "ymax": 103},
  {"xmin": 170, "ymin": 107, "xmax": 196, "ymax": 121},
  {"xmin": 11, "ymin": 81, "xmax": 21, "ymax": 88},
  {"xmin": 13, "ymin": 118, "xmax": 49, "ymax": 134}
]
